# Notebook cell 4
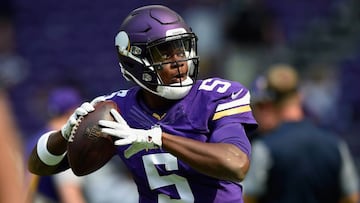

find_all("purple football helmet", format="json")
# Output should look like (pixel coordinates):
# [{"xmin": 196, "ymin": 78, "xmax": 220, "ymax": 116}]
[{"xmin": 115, "ymin": 5, "xmax": 199, "ymax": 99}]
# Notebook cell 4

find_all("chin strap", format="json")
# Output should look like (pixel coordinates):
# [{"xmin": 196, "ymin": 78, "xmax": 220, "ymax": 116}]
[{"xmin": 157, "ymin": 77, "xmax": 193, "ymax": 100}]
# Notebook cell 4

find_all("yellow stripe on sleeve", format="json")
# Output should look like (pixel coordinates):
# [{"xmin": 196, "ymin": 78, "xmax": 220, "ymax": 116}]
[{"xmin": 212, "ymin": 105, "xmax": 252, "ymax": 120}]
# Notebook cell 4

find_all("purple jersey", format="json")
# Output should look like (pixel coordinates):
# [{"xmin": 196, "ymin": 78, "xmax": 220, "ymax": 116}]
[{"xmin": 103, "ymin": 78, "xmax": 257, "ymax": 203}]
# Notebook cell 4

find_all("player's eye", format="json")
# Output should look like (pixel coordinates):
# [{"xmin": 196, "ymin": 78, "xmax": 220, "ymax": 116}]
[
  {"xmin": 174, "ymin": 50, "xmax": 185, "ymax": 58},
  {"xmin": 149, "ymin": 40, "xmax": 189, "ymax": 63},
  {"xmin": 160, "ymin": 53, "xmax": 170, "ymax": 60},
  {"xmin": 159, "ymin": 50, "xmax": 185, "ymax": 60}
]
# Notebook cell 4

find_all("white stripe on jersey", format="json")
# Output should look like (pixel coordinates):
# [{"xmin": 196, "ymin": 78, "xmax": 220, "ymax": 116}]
[{"xmin": 215, "ymin": 91, "xmax": 250, "ymax": 112}]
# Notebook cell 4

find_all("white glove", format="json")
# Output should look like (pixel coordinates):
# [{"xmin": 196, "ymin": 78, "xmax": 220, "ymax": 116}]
[
  {"xmin": 99, "ymin": 109, "xmax": 162, "ymax": 158},
  {"xmin": 61, "ymin": 96, "xmax": 106, "ymax": 141}
]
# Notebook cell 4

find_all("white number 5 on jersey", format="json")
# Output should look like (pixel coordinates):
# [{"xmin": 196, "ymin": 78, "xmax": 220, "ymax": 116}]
[{"xmin": 143, "ymin": 153, "xmax": 195, "ymax": 203}]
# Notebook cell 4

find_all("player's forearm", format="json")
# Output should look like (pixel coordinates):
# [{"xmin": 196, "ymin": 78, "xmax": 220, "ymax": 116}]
[
  {"xmin": 28, "ymin": 130, "xmax": 69, "ymax": 175},
  {"xmin": 162, "ymin": 132, "xmax": 250, "ymax": 182}
]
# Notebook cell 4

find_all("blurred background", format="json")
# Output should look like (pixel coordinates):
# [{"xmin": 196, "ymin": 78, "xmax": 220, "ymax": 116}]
[{"xmin": 1, "ymin": 0, "xmax": 360, "ymax": 194}]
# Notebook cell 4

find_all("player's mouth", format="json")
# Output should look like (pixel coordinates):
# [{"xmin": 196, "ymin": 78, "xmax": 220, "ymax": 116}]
[{"xmin": 172, "ymin": 73, "xmax": 187, "ymax": 83}]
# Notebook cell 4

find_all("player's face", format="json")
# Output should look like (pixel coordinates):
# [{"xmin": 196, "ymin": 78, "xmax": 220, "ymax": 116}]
[
  {"xmin": 149, "ymin": 39, "xmax": 190, "ymax": 85},
  {"xmin": 156, "ymin": 57, "xmax": 188, "ymax": 85}
]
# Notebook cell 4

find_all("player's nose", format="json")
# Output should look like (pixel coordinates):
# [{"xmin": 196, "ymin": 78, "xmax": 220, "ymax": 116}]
[{"xmin": 170, "ymin": 60, "xmax": 184, "ymax": 68}]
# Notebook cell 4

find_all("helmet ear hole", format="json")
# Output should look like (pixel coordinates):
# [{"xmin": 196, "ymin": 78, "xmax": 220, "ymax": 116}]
[{"xmin": 115, "ymin": 31, "xmax": 130, "ymax": 52}]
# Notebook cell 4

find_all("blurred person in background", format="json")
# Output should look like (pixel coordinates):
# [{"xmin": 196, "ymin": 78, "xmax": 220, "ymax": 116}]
[
  {"xmin": 0, "ymin": 0, "xmax": 27, "ymax": 202},
  {"xmin": 25, "ymin": 86, "xmax": 86, "ymax": 203},
  {"xmin": 243, "ymin": 64, "xmax": 360, "ymax": 203},
  {"xmin": 82, "ymin": 157, "xmax": 139, "ymax": 203},
  {"xmin": 0, "ymin": 0, "xmax": 28, "ymax": 87}
]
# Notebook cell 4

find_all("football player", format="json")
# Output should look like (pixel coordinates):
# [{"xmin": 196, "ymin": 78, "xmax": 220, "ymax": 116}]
[{"xmin": 28, "ymin": 5, "xmax": 258, "ymax": 203}]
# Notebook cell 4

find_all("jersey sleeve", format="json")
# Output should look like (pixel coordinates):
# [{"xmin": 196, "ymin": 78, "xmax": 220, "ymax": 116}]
[
  {"xmin": 195, "ymin": 78, "xmax": 258, "ymax": 129},
  {"xmin": 187, "ymin": 78, "xmax": 258, "ymax": 153},
  {"xmin": 210, "ymin": 122, "xmax": 252, "ymax": 156}
]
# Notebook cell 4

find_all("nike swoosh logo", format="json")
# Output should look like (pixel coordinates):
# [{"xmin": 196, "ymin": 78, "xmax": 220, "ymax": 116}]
[{"xmin": 231, "ymin": 89, "xmax": 243, "ymax": 99}]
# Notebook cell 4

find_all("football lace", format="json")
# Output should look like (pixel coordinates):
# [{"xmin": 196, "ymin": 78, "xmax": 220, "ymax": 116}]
[{"xmin": 68, "ymin": 115, "xmax": 85, "ymax": 142}]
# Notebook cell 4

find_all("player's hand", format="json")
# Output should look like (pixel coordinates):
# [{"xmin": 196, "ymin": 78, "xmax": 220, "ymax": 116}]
[
  {"xmin": 99, "ymin": 109, "xmax": 162, "ymax": 158},
  {"xmin": 60, "ymin": 96, "xmax": 106, "ymax": 141}
]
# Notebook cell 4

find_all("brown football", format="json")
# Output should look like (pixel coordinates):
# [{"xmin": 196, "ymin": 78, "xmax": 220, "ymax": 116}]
[{"xmin": 67, "ymin": 100, "xmax": 118, "ymax": 176}]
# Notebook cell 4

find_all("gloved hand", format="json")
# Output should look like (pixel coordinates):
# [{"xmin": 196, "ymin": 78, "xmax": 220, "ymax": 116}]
[
  {"xmin": 61, "ymin": 96, "xmax": 106, "ymax": 141},
  {"xmin": 99, "ymin": 109, "xmax": 162, "ymax": 158}
]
